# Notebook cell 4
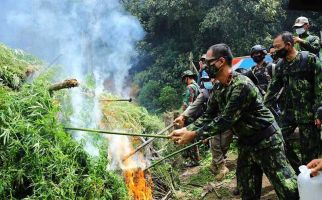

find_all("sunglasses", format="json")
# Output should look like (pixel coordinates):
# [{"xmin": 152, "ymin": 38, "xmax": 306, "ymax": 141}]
[{"xmin": 205, "ymin": 57, "xmax": 221, "ymax": 67}]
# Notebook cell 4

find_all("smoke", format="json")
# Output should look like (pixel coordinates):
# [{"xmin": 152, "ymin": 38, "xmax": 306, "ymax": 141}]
[
  {"xmin": 106, "ymin": 134, "xmax": 148, "ymax": 170},
  {"xmin": 0, "ymin": 0, "xmax": 144, "ymax": 158}
]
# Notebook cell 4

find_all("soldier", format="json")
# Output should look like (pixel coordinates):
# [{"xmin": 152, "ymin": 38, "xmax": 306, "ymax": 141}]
[
  {"xmin": 181, "ymin": 70, "xmax": 200, "ymax": 111},
  {"xmin": 181, "ymin": 70, "xmax": 201, "ymax": 167},
  {"xmin": 250, "ymin": 45, "xmax": 281, "ymax": 118},
  {"xmin": 293, "ymin": 16, "xmax": 321, "ymax": 56},
  {"xmin": 265, "ymin": 31, "xmax": 322, "ymax": 173},
  {"xmin": 250, "ymin": 45, "xmax": 273, "ymax": 92},
  {"xmin": 175, "ymin": 70, "xmax": 233, "ymax": 180},
  {"xmin": 171, "ymin": 43, "xmax": 299, "ymax": 200},
  {"xmin": 197, "ymin": 54, "xmax": 207, "ymax": 85}
]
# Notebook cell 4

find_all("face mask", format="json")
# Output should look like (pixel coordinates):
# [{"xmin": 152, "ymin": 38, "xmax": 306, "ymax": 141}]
[
  {"xmin": 295, "ymin": 27, "xmax": 305, "ymax": 35},
  {"xmin": 205, "ymin": 59, "xmax": 222, "ymax": 78},
  {"xmin": 252, "ymin": 55, "xmax": 264, "ymax": 63},
  {"xmin": 275, "ymin": 47, "xmax": 288, "ymax": 58},
  {"xmin": 203, "ymin": 81, "xmax": 213, "ymax": 90}
]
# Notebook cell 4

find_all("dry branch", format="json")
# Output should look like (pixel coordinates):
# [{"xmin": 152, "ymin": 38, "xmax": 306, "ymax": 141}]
[{"xmin": 49, "ymin": 79, "xmax": 79, "ymax": 93}]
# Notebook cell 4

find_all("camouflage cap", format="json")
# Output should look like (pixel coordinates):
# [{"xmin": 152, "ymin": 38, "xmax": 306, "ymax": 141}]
[
  {"xmin": 181, "ymin": 70, "xmax": 196, "ymax": 80},
  {"xmin": 293, "ymin": 16, "xmax": 309, "ymax": 27}
]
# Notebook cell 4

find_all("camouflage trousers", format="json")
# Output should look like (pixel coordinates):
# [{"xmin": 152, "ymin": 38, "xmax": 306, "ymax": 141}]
[
  {"xmin": 281, "ymin": 123, "xmax": 321, "ymax": 174},
  {"xmin": 209, "ymin": 130, "xmax": 233, "ymax": 165},
  {"xmin": 237, "ymin": 141, "xmax": 298, "ymax": 200},
  {"xmin": 182, "ymin": 144, "xmax": 200, "ymax": 163}
]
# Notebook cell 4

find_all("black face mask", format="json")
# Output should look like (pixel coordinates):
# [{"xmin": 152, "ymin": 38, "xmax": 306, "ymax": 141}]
[
  {"xmin": 252, "ymin": 55, "xmax": 265, "ymax": 63},
  {"xmin": 275, "ymin": 47, "xmax": 288, "ymax": 58}
]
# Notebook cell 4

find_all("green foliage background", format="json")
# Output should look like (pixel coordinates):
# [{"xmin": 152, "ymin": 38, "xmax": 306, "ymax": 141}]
[{"xmin": 124, "ymin": 0, "xmax": 322, "ymax": 113}]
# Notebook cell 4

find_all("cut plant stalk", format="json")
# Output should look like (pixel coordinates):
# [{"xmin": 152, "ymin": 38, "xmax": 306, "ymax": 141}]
[
  {"xmin": 64, "ymin": 127, "xmax": 170, "ymax": 139},
  {"xmin": 100, "ymin": 98, "xmax": 132, "ymax": 102},
  {"xmin": 144, "ymin": 140, "xmax": 203, "ymax": 171},
  {"xmin": 122, "ymin": 123, "xmax": 174, "ymax": 162}
]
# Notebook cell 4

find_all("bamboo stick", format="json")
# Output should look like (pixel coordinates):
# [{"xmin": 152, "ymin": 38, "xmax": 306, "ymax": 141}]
[
  {"xmin": 100, "ymin": 98, "xmax": 132, "ymax": 102},
  {"xmin": 122, "ymin": 124, "xmax": 174, "ymax": 161},
  {"xmin": 64, "ymin": 127, "xmax": 170, "ymax": 139},
  {"xmin": 144, "ymin": 140, "xmax": 203, "ymax": 171}
]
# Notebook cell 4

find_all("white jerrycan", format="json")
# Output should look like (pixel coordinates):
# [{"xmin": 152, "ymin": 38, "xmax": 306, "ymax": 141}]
[{"xmin": 297, "ymin": 165, "xmax": 322, "ymax": 200}]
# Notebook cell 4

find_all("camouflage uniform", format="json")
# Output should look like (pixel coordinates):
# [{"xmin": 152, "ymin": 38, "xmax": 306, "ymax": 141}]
[
  {"xmin": 182, "ymin": 80, "xmax": 200, "ymax": 110},
  {"xmin": 295, "ymin": 31, "xmax": 321, "ymax": 56},
  {"xmin": 183, "ymin": 87, "xmax": 233, "ymax": 172},
  {"xmin": 187, "ymin": 72, "xmax": 298, "ymax": 200},
  {"xmin": 182, "ymin": 80, "xmax": 200, "ymax": 165},
  {"xmin": 251, "ymin": 61, "xmax": 272, "ymax": 92},
  {"xmin": 265, "ymin": 52, "xmax": 322, "ymax": 172}
]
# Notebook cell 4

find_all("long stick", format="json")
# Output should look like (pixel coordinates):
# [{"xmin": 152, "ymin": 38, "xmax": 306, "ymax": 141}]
[
  {"xmin": 122, "ymin": 124, "xmax": 174, "ymax": 161},
  {"xmin": 189, "ymin": 52, "xmax": 199, "ymax": 74},
  {"xmin": 65, "ymin": 127, "xmax": 170, "ymax": 139},
  {"xmin": 100, "ymin": 98, "xmax": 132, "ymax": 102},
  {"xmin": 144, "ymin": 140, "xmax": 203, "ymax": 171}
]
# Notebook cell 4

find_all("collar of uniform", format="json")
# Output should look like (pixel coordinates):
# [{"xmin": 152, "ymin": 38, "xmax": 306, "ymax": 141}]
[
  {"xmin": 285, "ymin": 52, "xmax": 300, "ymax": 65},
  {"xmin": 255, "ymin": 61, "xmax": 268, "ymax": 69},
  {"xmin": 299, "ymin": 31, "xmax": 309, "ymax": 38}
]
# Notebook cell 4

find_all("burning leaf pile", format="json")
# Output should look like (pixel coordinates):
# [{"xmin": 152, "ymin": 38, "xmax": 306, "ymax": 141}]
[{"xmin": 100, "ymin": 98, "xmax": 164, "ymax": 199}]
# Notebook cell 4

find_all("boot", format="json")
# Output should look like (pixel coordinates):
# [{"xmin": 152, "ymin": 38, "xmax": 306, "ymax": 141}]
[{"xmin": 214, "ymin": 163, "xmax": 229, "ymax": 181}]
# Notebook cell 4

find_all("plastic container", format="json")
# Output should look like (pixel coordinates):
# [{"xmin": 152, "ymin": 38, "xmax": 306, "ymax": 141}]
[{"xmin": 297, "ymin": 165, "xmax": 322, "ymax": 200}]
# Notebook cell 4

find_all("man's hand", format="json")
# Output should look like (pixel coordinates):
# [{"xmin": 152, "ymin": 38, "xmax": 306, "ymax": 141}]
[
  {"xmin": 307, "ymin": 158, "xmax": 322, "ymax": 176},
  {"xmin": 199, "ymin": 61, "xmax": 204, "ymax": 71},
  {"xmin": 293, "ymin": 36, "xmax": 304, "ymax": 44},
  {"xmin": 170, "ymin": 127, "xmax": 197, "ymax": 144},
  {"xmin": 174, "ymin": 115, "xmax": 185, "ymax": 128},
  {"xmin": 315, "ymin": 119, "xmax": 321, "ymax": 129}
]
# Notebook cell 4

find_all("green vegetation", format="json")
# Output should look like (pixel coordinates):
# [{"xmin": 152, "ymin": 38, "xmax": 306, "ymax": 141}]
[
  {"xmin": 0, "ymin": 44, "xmax": 129, "ymax": 199},
  {"xmin": 124, "ymin": 0, "xmax": 322, "ymax": 113}
]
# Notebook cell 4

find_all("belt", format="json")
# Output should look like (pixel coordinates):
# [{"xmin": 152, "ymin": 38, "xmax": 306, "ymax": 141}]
[{"xmin": 239, "ymin": 122, "xmax": 278, "ymax": 146}]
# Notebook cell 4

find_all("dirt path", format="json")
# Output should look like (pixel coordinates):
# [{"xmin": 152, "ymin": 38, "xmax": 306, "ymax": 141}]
[{"xmin": 176, "ymin": 153, "xmax": 278, "ymax": 200}]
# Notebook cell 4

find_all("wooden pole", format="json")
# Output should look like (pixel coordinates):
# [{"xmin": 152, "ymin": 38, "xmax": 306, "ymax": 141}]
[
  {"xmin": 144, "ymin": 140, "xmax": 203, "ymax": 171},
  {"xmin": 64, "ymin": 127, "xmax": 170, "ymax": 139},
  {"xmin": 122, "ymin": 124, "xmax": 174, "ymax": 161}
]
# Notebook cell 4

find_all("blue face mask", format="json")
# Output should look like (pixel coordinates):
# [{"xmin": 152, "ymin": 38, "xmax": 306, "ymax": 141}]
[{"xmin": 203, "ymin": 81, "xmax": 213, "ymax": 90}]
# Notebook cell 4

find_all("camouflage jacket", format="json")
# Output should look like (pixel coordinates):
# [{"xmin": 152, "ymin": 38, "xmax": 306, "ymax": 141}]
[
  {"xmin": 187, "ymin": 72, "xmax": 282, "ymax": 150},
  {"xmin": 251, "ymin": 61, "xmax": 273, "ymax": 92},
  {"xmin": 182, "ymin": 80, "xmax": 200, "ymax": 110},
  {"xmin": 264, "ymin": 52, "xmax": 322, "ymax": 123},
  {"xmin": 295, "ymin": 32, "xmax": 321, "ymax": 55}
]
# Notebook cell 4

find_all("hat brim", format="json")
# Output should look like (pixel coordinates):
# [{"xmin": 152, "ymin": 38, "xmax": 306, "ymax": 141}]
[{"xmin": 293, "ymin": 22, "xmax": 305, "ymax": 27}]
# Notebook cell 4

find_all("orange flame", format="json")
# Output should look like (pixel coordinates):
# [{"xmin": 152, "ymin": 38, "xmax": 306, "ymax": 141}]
[
  {"xmin": 123, "ymin": 168, "xmax": 153, "ymax": 200},
  {"xmin": 121, "ymin": 143, "xmax": 153, "ymax": 200}
]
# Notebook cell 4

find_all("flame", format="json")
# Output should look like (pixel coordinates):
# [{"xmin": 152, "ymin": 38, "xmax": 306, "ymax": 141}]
[
  {"xmin": 100, "ymin": 106, "xmax": 153, "ymax": 200},
  {"xmin": 122, "ymin": 143, "xmax": 153, "ymax": 200},
  {"xmin": 104, "ymin": 133, "xmax": 153, "ymax": 200},
  {"xmin": 123, "ymin": 168, "xmax": 153, "ymax": 200}
]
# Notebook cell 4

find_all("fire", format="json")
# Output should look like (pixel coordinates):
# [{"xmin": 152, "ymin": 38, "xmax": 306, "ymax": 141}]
[
  {"xmin": 123, "ymin": 168, "xmax": 153, "ymax": 200},
  {"xmin": 122, "ymin": 144, "xmax": 153, "ymax": 200},
  {"xmin": 104, "ymin": 132, "xmax": 153, "ymax": 200}
]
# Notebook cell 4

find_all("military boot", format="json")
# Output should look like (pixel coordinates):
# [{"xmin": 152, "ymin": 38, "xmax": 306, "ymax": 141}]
[{"xmin": 214, "ymin": 163, "xmax": 229, "ymax": 181}]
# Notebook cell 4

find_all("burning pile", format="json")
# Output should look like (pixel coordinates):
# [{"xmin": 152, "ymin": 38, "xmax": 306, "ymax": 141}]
[
  {"xmin": 123, "ymin": 168, "xmax": 153, "ymax": 200},
  {"xmin": 106, "ymin": 134, "xmax": 153, "ymax": 200}
]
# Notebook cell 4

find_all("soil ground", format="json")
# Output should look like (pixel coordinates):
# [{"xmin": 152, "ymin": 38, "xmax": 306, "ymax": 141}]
[{"xmin": 173, "ymin": 152, "xmax": 278, "ymax": 200}]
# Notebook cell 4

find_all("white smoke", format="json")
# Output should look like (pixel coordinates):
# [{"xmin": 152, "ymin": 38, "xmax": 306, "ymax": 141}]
[
  {"xmin": 106, "ymin": 134, "xmax": 148, "ymax": 170},
  {"xmin": 0, "ymin": 0, "xmax": 144, "ymax": 158}
]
